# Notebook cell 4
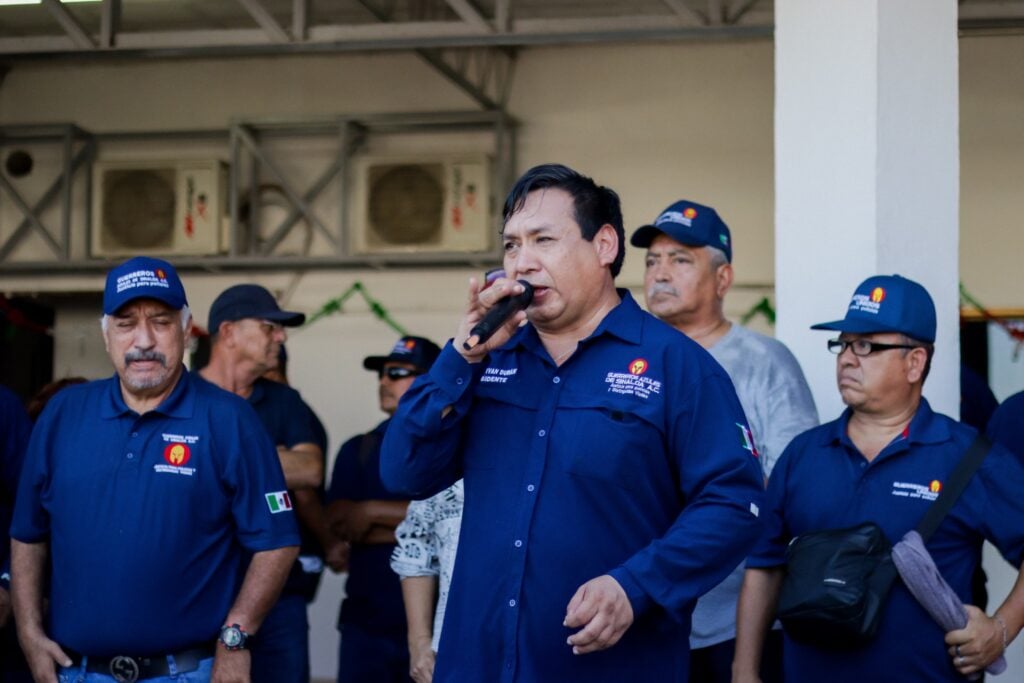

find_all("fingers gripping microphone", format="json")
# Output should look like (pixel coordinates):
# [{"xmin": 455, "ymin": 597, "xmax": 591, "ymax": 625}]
[{"xmin": 463, "ymin": 281, "xmax": 534, "ymax": 351}]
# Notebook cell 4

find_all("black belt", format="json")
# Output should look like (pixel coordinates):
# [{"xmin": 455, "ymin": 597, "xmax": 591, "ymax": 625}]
[{"xmin": 65, "ymin": 645, "xmax": 214, "ymax": 682}]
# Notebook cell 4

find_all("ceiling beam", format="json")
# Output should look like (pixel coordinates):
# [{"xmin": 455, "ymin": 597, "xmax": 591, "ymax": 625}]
[
  {"xmin": 661, "ymin": 0, "xmax": 706, "ymax": 25},
  {"xmin": 236, "ymin": 0, "xmax": 291, "ymax": 43},
  {"xmin": 100, "ymin": 0, "xmax": 121, "ymax": 48},
  {"xmin": 443, "ymin": 0, "xmax": 493, "ymax": 33},
  {"xmin": 495, "ymin": 0, "xmax": 511, "ymax": 33},
  {"xmin": 292, "ymin": 0, "xmax": 309, "ymax": 41},
  {"xmin": 0, "ymin": 18, "xmax": 776, "ymax": 60},
  {"xmin": 40, "ymin": 0, "xmax": 97, "ymax": 50}
]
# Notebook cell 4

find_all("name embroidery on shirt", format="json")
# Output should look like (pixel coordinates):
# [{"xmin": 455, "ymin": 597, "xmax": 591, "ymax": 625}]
[
  {"xmin": 605, "ymin": 359, "xmax": 662, "ymax": 399},
  {"xmin": 480, "ymin": 366, "xmax": 517, "ymax": 384},
  {"xmin": 891, "ymin": 480, "xmax": 941, "ymax": 502},
  {"xmin": 153, "ymin": 433, "xmax": 198, "ymax": 476}
]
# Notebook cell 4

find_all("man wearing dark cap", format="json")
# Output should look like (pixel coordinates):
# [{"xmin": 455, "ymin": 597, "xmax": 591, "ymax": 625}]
[
  {"xmin": 10, "ymin": 257, "xmax": 299, "ymax": 683},
  {"xmin": 199, "ymin": 283, "xmax": 325, "ymax": 683},
  {"xmin": 631, "ymin": 200, "xmax": 817, "ymax": 683},
  {"xmin": 326, "ymin": 335, "xmax": 441, "ymax": 683},
  {"xmin": 734, "ymin": 274, "xmax": 1024, "ymax": 683}
]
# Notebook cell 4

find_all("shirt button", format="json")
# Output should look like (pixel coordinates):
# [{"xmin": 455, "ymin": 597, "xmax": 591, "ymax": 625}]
[
  {"xmin": 552, "ymin": 377, "xmax": 560, "ymax": 384},
  {"xmin": 456, "ymin": 378, "xmax": 464, "ymax": 385},
  {"xmin": 527, "ymin": 484, "xmax": 535, "ymax": 492},
  {"xmin": 538, "ymin": 429, "xmax": 546, "ymax": 437},
  {"xmin": 131, "ymin": 432, "xmax": 138, "ymax": 437},
  {"xmin": 860, "ymin": 461, "xmax": 867, "ymax": 468},
  {"xmin": 514, "ymin": 540, "xmax": 522, "ymax": 548},
  {"xmin": 509, "ymin": 599, "xmax": 516, "ymax": 607},
  {"xmin": 127, "ymin": 452, "xmax": 134, "ymax": 459}
]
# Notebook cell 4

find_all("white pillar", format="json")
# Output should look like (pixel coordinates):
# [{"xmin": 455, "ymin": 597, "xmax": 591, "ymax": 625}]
[{"xmin": 775, "ymin": 0, "xmax": 960, "ymax": 421}]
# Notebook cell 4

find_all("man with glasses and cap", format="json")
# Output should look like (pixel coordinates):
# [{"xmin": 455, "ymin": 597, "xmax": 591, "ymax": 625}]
[
  {"xmin": 199, "ymin": 283, "xmax": 325, "ymax": 683},
  {"xmin": 733, "ymin": 274, "xmax": 1024, "ymax": 683},
  {"xmin": 326, "ymin": 336, "xmax": 441, "ymax": 683},
  {"xmin": 10, "ymin": 257, "xmax": 299, "ymax": 683}
]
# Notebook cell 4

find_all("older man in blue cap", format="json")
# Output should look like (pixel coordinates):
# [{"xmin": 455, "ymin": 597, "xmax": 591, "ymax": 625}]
[
  {"xmin": 10, "ymin": 257, "xmax": 299, "ymax": 683},
  {"xmin": 733, "ymin": 274, "xmax": 1024, "ymax": 683}
]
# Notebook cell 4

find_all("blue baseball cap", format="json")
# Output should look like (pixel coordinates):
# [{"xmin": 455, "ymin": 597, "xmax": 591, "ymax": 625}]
[
  {"xmin": 810, "ymin": 274, "xmax": 936, "ymax": 343},
  {"xmin": 630, "ymin": 199, "xmax": 732, "ymax": 262},
  {"xmin": 207, "ymin": 284, "xmax": 305, "ymax": 333},
  {"xmin": 363, "ymin": 336, "xmax": 441, "ymax": 374},
  {"xmin": 103, "ymin": 256, "xmax": 187, "ymax": 314}
]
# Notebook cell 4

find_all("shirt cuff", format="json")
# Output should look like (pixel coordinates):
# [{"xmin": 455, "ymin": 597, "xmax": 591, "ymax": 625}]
[{"xmin": 608, "ymin": 567, "xmax": 654, "ymax": 619}]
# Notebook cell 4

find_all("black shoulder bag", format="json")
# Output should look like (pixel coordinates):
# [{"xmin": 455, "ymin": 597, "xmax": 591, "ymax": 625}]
[{"xmin": 775, "ymin": 435, "xmax": 991, "ymax": 649}]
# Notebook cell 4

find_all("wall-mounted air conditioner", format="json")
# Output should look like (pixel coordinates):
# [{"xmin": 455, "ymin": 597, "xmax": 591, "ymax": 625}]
[
  {"xmin": 350, "ymin": 155, "xmax": 493, "ymax": 255},
  {"xmin": 91, "ymin": 160, "xmax": 227, "ymax": 257}
]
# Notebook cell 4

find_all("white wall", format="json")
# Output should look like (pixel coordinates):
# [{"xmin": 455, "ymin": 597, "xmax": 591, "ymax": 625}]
[{"xmin": 2, "ymin": 35, "xmax": 1024, "ymax": 680}]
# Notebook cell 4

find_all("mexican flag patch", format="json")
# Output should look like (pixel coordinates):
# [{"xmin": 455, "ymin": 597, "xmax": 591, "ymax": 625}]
[
  {"xmin": 737, "ymin": 423, "xmax": 759, "ymax": 458},
  {"xmin": 265, "ymin": 491, "xmax": 293, "ymax": 513}
]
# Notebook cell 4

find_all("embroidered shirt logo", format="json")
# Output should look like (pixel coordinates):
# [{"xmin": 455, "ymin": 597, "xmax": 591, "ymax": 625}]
[
  {"xmin": 605, "ymin": 361, "xmax": 662, "ymax": 399},
  {"xmin": 164, "ymin": 443, "xmax": 190, "ymax": 467},
  {"xmin": 629, "ymin": 359, "xmax": 648, "ymax": 375},
  {"xmin": 154, "ymin": 433, "xmax": 198, "ymax": 476},
  {"xmin": 266, "ymin": 491, "xmax": 293, "ymax": 513},
  {"xmin": 481, "ymin": 366, "xmax": 518, "ymax": 384},
  {"xmin": 891, "ymin": 480, "xmax": 940, "ymax": 502}
]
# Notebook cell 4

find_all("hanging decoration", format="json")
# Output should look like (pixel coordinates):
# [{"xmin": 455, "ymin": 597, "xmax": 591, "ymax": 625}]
[
  {"xmin": 304, "ymin": 281, "xmax": 408, "ymax": 336},
  {"xmin": 959, "ymin": 283, "xmax": 1024, "ymax": 359},
  {"xmin": 740, "ymin": 296, "xmax": 776, "ymax": 327}
]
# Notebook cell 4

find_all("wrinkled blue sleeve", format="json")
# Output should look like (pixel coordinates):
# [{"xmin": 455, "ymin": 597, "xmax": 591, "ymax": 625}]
[
  {"xmin": 609, "ymin": 369, "xmax": 766, "ymax": 620},
  {"xmin": 380, "ymin": 342, "xmax": 480, "ymax": 498}
]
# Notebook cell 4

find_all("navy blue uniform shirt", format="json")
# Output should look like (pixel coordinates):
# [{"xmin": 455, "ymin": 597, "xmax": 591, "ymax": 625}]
[
  {"xmin": 749, "ymin": 398, "xmax": 1024, "ymax": 682},
  {"xmin": 328, "ymin": 419, "xmax": 407, "ymax": 635},
  {"xmin": 0, "ymin": 384, "xmax": 31, "ymax": 580},
  {"xmin": 235, "ymin": 377, "xmax": 325, "ymax": 599},
  {"xmin": 988, "ymin": 389, "xmax": 1024, "ymax": 460},
  {"xmin": 381, "ymin": 291, "xmax": 765, "ymax": 682},
  {"xmin": 10, "ymin": 370, "xmax": 300, "ymax": 656}
]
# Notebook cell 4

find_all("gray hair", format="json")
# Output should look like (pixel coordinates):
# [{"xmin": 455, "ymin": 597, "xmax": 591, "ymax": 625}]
[
  {"xmin": 101, "ymin": 304, "xmax": 192, "ymax": 334},
  {"xmin": 705, "ymin": 245, "xmax": 729, "ymax": 270}
]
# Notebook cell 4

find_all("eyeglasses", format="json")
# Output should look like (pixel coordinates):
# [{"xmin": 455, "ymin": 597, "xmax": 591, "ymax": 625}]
[
  {"xmin": 827, "ymin": 338, "xmax": 920, "ymax": 357},
  {"xmin": 379, "ymin": 366, "xmax": 421, "ymax": 381}
]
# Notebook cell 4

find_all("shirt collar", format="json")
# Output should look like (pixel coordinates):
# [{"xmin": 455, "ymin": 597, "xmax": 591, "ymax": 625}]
[
  {"xmin": 99, "ymin": 366, "xmax": 195, "ymax": 420},
  {"xmin": 509, "ymin": 288, "xmax": 643, "ymax": 359},
  {"xmin": 248, "ymin": 377, "xmax": 267, "ymax": 405},
  {"xmin": 822, "ymin": 396, "xmax": 951, "ymax": 449}
]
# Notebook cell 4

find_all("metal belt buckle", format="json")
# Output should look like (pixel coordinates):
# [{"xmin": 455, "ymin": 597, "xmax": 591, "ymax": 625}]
[{"xmin": 109, "ymin": 655, "xmax": 140, "ymax": 683}]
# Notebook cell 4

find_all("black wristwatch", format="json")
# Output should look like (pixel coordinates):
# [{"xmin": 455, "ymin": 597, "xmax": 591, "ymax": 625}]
[{"xmin": 218, "ymin": 624, "xmax": 249, "ymax": 651}]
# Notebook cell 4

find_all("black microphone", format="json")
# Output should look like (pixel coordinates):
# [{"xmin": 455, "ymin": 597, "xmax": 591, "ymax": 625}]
[{"xmin": 463, "ymin": 280, "xmax": 534, "ymax": 351}]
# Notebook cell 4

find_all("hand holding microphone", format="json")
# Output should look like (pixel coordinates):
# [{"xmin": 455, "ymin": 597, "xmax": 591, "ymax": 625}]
[{"xmin": 461, "ymin": 279, "xmax": 534, "ymax": 354}]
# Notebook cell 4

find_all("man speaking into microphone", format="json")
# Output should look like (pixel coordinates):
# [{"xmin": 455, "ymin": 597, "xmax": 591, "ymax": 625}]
[{"xmin": 381, "ymin": 164, "xmax": 765, "ymax": 682}]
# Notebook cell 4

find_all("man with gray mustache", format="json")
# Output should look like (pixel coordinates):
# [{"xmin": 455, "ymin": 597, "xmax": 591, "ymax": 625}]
[
  {"xmin": 10, "ymin": 256, "xmax": 299, "ymax": 683},
  {"xmin": 630, "ymin": 200, "xmax": 818, "ymax": 683}
]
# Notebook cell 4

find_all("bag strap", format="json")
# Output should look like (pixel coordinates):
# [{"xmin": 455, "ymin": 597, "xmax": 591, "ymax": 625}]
[{"xmin": 915, "ymin": 434, "xmax": 991, "ymax": 543}]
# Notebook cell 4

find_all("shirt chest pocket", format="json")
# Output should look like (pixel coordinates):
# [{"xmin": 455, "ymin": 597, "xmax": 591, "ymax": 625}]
[
  {"xmin": 553, "ymin": 393, "xmax": 667, "ymax": 492},
  {"xmin": 462, "ymin": 382, "xmax": 539, "ymax": 472}
]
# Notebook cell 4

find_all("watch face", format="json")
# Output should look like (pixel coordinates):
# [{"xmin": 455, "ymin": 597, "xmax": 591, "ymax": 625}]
[{"xmin": 221, "ymin": 626, "xmax": 243, "ymax": 648}]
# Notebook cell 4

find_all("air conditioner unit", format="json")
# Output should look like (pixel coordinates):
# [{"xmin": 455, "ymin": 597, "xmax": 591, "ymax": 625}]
[
  {"xmin": 91, "ymin": 160, "xmax": 228, "ymax": 257},
  {"xmin": 350, "ymin": 156, "xmax": 493, "ymax": 255}
]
